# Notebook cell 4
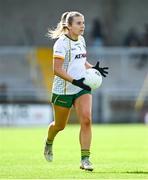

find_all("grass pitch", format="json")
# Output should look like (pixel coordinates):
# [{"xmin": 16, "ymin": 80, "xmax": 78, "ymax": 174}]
[{"xmin": 0, "ymin": 124, "xmax": 148, "ymax": 179}]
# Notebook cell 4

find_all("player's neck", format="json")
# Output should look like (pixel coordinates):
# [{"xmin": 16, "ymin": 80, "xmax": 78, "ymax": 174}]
[{"xmin": 65, "ymin": 32, "xmax": 78, "ymax": 41}]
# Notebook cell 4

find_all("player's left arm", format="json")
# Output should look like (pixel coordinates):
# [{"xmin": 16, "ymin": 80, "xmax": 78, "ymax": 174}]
[{"xmin": 85, "ymin": 60, "xmax": 93, "ymax": 69}]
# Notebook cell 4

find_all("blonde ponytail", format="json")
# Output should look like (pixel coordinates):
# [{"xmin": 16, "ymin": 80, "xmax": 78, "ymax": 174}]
[{"xmin": 48, "ymin": 12, "xmax": 69, "ymax": 39}]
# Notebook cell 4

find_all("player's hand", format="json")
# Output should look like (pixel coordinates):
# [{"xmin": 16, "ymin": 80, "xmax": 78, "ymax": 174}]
[
  {"xmin": 92, "ymin": 61, "xmax": 109, "ymax": 77},
  {"xmin": 72, "ymin": 78, "xmax": 91, "ymax": 91}
]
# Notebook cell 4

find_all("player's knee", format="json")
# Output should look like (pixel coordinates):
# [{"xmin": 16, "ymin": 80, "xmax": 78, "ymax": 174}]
[
  {"xmin": 83, "ymin": 119, "xmax": 91, "ymax": 127},
  {"xmin": 81, "ymin": 111, "xmax": 92, "ymax": 126},
  {"xmin": 83, "ymin": 110, "xmax": 91, "ymax": 120}
]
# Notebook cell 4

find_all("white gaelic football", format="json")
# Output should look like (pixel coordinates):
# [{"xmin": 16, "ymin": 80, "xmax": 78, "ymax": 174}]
[{"xmin": 83, "ymin": 68, "xmax": 102, "ymax": 90}]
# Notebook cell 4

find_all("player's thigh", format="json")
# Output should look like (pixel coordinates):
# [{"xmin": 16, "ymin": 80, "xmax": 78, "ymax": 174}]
[
  {"xmin": 74, "ymin": 94, "xmax": 92, "ymax": 123},
  {"xmin": 53, "ymin": 104, "xmax": 71, "ymax": 127}
]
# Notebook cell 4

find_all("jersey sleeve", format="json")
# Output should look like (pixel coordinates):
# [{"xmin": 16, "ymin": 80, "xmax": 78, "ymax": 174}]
[{"xmin": 53, "ymin": 39, "xmax": 66, "ymax": 60}]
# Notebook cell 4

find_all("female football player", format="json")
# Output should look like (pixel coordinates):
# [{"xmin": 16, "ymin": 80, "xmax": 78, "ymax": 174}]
[{"xmin": 44, "ymin": 11, "xmax": 108, "ymax": 171}]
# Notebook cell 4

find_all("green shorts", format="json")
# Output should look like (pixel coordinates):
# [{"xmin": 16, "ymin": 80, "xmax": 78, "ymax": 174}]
[{"xmin": 51, "ymin": 90, "xmax": 91, "ymax": 108}]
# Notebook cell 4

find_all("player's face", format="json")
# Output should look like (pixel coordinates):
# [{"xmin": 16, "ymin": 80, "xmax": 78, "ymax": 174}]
[{"xmin": 68, "ymin": 16, "xmax": 85, "ymax": 36}]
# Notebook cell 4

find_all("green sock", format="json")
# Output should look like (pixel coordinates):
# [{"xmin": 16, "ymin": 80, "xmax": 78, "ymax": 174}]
[
  {"xmin": 46, "ymin": 139, "xmax": 53, "ymax": 146},
  {"xmin": 81, "ymin": 149, "xmax": 90, "ymax": 160}
]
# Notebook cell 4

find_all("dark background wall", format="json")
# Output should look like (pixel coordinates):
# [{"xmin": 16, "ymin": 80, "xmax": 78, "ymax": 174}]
[{"xmin": 0, "ymin": 0, "xmax": 148, "ymax": 46}]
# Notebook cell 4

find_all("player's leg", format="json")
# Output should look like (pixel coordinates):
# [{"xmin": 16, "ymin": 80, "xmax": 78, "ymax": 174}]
[
  {"xmin": 44, "ymin": 105, "xmax": 71, "ymax": 162},
  {"xmin": 74, "ymin": 93, "xmax": 93, "ymax": 171},
  {"xmin": 74, "ymin": 94, "xmax": 92, "ymax": 150},
  {"xmin": 47, "ymin": 104, "xmax": 71, "ymax": 140}
]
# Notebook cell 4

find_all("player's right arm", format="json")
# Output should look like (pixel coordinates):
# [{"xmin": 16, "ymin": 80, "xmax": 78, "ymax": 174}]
[
  {"xmin": 53, "ymin": 39, "xmax": 73, "ymax": 82},
  {"xmin": 54, "ymin": 58, "xmax": 73, "ymax": 83}
]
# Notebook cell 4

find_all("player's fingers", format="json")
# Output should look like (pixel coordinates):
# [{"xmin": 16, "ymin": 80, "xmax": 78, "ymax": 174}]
[
  {"xmin": 81, "ymin": 78, "xmax": 85, "ymax": 81},
  {"xmin": 102, "ymin": 73, "xmax": 106, "ymax": 77},
  {"xmin": 96, "ymin": 61, "xmax": 100, "ymax": 67},
  {"xmin": 103, "ymin": 70, "xmax": 108, "ymax": 74},
  {"xmin": 103, "ymin": 67, "xmax": 109, "ymax": 70}
]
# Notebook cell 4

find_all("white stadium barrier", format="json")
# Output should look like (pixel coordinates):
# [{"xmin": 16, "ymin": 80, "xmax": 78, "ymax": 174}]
[
  {"xmin": 88, "ymin": 47, "xmax": 148, "ymax": 123},
  {"xmin": 0, "ymin": 47, "xmax": 148, "ymax": 125}
]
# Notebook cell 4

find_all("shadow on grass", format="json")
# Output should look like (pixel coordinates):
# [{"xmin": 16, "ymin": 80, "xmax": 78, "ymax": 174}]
[
  {"xmin": 86, "ymin": 171, "xmax": 148, "ymax": 174},
  {"xmin": 125, "ymin": 171, "xmax": 148, "ymax": 174}
]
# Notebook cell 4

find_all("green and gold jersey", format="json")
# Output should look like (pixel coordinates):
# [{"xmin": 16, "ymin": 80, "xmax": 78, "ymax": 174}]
[{"xmin": 52, "ymin": 34, "xmax": 87, "ymax": 95}]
